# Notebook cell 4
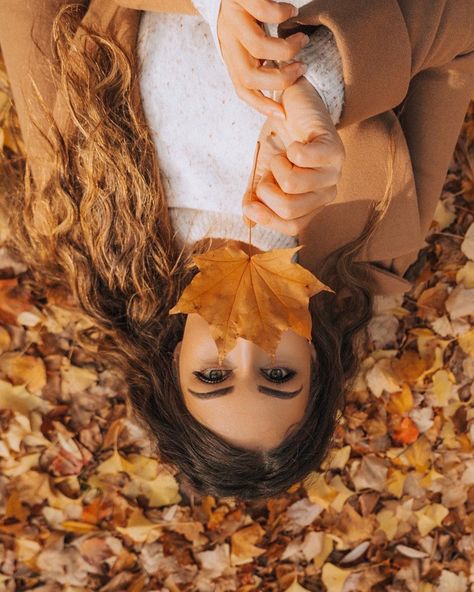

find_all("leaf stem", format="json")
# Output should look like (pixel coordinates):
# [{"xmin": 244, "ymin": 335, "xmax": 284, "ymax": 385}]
[{"xmin": 248, "ymin": 140, "xmax": 261, "ymax": 259}]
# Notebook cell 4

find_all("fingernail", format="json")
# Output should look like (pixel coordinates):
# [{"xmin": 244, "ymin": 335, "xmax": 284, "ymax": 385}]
[
  {"xmin": 290, "ymin": 5, "xmax": 299, "ymax": 17},
  {"xmin": 299, "ymin": 33, "xmax": 310, "ymax": 47}
]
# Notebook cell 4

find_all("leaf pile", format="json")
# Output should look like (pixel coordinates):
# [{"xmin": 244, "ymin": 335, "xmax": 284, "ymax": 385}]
[{"xmin": 0, "ymin": 53, "xmax": 473, "ymax": 591}]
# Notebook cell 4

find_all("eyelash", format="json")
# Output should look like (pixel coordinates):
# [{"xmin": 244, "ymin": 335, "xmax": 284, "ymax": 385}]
[{"xmin": 193, "ymin": 368, "xmax": 297, "ymax": 384}]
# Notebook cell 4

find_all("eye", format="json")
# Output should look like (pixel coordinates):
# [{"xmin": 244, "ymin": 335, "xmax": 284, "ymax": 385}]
[
  {"xmin": 261, "ymin": 367, "xmax": 297, "ymax": 383},
  {"xmin": 193, "ymin": 368, "xmax": 231, "ymax": 384}
]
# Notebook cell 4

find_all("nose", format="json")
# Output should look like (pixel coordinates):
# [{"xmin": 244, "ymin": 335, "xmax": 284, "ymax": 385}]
[{"xmin": 230, "ymin": 336, "xmax": 261, "ymax": 377}]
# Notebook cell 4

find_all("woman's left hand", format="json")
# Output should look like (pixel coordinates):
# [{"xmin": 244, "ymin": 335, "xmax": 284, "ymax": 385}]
[{"xmin": 242, "ymin": 76, "xmax": 345, "ymax": 236}]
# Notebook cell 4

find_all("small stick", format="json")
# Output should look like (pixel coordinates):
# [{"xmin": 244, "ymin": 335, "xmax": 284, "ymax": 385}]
[{"xmin": 248, "ymin": 140, "xmax": 261, "ymax": 258}]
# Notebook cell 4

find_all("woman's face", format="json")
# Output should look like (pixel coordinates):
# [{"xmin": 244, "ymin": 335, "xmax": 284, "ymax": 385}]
[{"xmin": 174, "ymin": 313, "xmax": 315, "ymax": 451}]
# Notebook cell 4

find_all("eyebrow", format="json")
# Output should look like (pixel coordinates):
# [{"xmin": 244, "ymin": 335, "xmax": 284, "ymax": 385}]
[{"xmin": 187, "ymin": 385, "xmax": 304, "ymax": 399}]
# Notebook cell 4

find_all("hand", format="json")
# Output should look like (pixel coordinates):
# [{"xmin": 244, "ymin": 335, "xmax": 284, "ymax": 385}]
[
  {"xmin": 242, "ymin": 77, "xmax": 345, "ymax": 236},
  {"xmin": 217, "ymin": 0, "xmax": 311, "ymax": 118}
]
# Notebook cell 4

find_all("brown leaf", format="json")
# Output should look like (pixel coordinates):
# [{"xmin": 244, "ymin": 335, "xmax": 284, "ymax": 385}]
[{"xmin": 169, "ymin": 244, "xmax": 333, "ymax": 360}]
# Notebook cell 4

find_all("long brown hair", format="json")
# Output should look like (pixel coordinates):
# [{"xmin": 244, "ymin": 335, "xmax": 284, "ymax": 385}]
[{"xmin": 1, "ymin": 3, "xmax": 395, "ymax": 501}]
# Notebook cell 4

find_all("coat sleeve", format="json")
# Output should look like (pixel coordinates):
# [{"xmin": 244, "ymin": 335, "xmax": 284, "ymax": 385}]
[
  {"xmin": 0, "ymin": 0, "xmax": 89, "ymax": 187},
  {"xmin": 278, "ymin": 0, "xmax": 474, "ymax": 129}
]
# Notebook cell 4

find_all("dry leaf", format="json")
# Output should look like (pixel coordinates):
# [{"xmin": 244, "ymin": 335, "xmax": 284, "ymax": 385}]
[
  {"xmin": 321, "ymin": 563, "xmax": 352, "ymax": 592},
  {"xmin": 0, "ymin": 353, "xmax": 46, "ymax": 393},
  {"xmin": 391, "ymin": 416, "xmax": 419, "ymax": 445},
  {"xmin": 460, "ymin": 222, "xmax": 474, "ymax": 260},
  {"xmin": 230, "ymin": 523, "xmax": 266, "ymax": 566},
  {"xmin": 169, "ymin": 245, "xmax": 333, "ymax": 361}
]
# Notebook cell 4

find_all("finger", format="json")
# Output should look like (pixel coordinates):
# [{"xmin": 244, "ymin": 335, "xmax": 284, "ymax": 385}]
[
  {"xmin": 221, "ymin": 37, "xmax": 288, "ymax": 117},
  {"xmin": 236, "ymin": 14, "xmax": 309, "ymax": 61},
  {"xmin": 255, "ymin": 172, "xmax": 337, "ymax": 219},
  {"xmin": 237, "ymin": 0, "xmax": 299, "ymax": 24},
  {"xmin": 270, "ymin": 153, "xmax": 341, "ymax": 193},
  {"xmin": 242, "ymin": 187, "xmax": 257, "ymax": 228},
  {"xmin": 239, "ymin": 59, "xmax": 307, "ymax": 91},
  {"xmin": 243, "ymin": 198, "xmax": 320, "ymax": 236},
  {"xmin": 287, "ymin": 138, "xmax": 345, "ymax": 169},
  {"xmin": 235, "ymin": 84, "xmax": 286, "ymax": 118}
]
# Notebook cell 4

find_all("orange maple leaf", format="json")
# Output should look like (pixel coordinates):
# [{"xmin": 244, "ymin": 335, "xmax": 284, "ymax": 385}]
[{"xmin": 169, "ymin": 244, "xmax": 334, "ymax": 362}]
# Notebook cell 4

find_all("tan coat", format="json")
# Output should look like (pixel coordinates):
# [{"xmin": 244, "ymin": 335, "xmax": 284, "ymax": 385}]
[{"xmin": 1, "ymin": 0, "xmax": 473, "ymax": 294}]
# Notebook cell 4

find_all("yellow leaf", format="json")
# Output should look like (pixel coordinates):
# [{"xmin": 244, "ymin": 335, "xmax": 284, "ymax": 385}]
[
  {"xmin": 458, "ymin": 330, "xmax": 474, "ymax": 356},
  {"xmin": 430, "ymin": 370, "xmax": 454, "ymax": 406},
  {"xmin": 321, "ymin": 563, "xmax": 351, "ymax": 592},
  {"xmin": 116, "ymin": 508, "xmax": 163, "ymax": 544},
  {"xmin": 400, "ymin": 435, "xmax": 433, "ymax": 473},
  {"xmin": 419, "ymin": 468, "xmax": 444, "ymax": 488},
  {"xmin": 61, "ymin": 521, "xmax": 99, "ymax": 533},
  {"xmin": 123, "ymin": 472, "xmax": 181, "ymax": 508},
  {"xmin": 415, "ymin": 504, "xmax": 449, "ymax": 537},
  {"xmin": 385, "ymin": 469, "xmax": 406, "ymax": 498},
  {"xmin": 0, "ymin": 380, "xmax": 50, "ymax": 414},
  {"xmin": 386, "ymin": 383, "xmax": 414, "ymax": 415},
  {"xmin": 312, "ymin": 534, "xmax": 334, "ymax": 569},
  {"xmin": 0, "ymin": 353, "xmax": 46, "ymax": 393},
  {"xmin": 96, "ymin": 450, "xmax": 181, "ymax": 507},
  {"xmin": 324, "ymin": 445, "xmax": 351, "ymax": 471},
  {"xmin": 169, "ymin": 245, "xmax": 333, "ymax": 361},
  {"xmin": 230, "ymin": 523, "xmax": 266, "ymax": 566},
  {"xmin": 304, "ymin": 472, "xmax": 339, "ymax": 510},
  {"xmin": 283, "ymin": 578, "xmax": 312, "ymax": 592},
  {"xmin": 376, "ymin": 508, "xmax": 398, "ymax": 541},
  {"xmin": 461, "ymin": 222, "xmax": 474, "ymax": 260},
  {"xmin": 456, "ymin": 261, "xmax": 474, "ymax": 288},
  {"xmin": 328, "ymin": 475, "xmax": 355, "ymax": 512}
]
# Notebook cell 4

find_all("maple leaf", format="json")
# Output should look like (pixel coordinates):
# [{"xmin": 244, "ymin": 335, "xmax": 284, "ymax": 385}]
[{"xmin": 169, "ymin": 244, "xmax": 334, "ymax": 362}]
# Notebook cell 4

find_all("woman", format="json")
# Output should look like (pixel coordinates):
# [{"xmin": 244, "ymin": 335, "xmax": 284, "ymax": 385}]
[{"xmin": 0, "ymin": 0, "xmax": 473, "ymax": 501}]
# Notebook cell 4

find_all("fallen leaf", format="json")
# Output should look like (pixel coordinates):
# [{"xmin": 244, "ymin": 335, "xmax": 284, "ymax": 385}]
[
  {"xmin": 386, "ymin": 383, "xmax": 414, "ymax": 415},
  {"xmin": 0, "ymin": 278, "xmax": 35, "ymax": 326},
  {"xmin": 0, "ymin": 379, "xmax": 50, "ymax": 414},
  {"xmin": 0, "ymin": 353, "xmax": 46, "ymax": 393},
  {"xmin": 414, "ymin": 504, "xmax": 449, "ymax": 536},
  {"xmin": 321, "ymin": 562, "xmax": 352, "ymax": 592},
  {"xmin": 395, "ymin": 544, "xmax": 428, "ymax": 558},
  {"xmin": 457, "ymin": 329, "xmax": 474, "ymax": 356},
  {"xmin": 437, "ymin": 570, "xmax": 468, "ymax": 592},
  {"xmin": 169, "ymin": 245, "xmax": 333, "ymax": 361},
  {"xmin": 456, "ymin": 260, "xmax": 474, "ymax": 287},
  {"xmin": 283, "ymin": 578, "xmax": 312, "ymax": 592},
  {"xmin": 195, "ymin": 544, "xmax": 231, "ymax": 579},
  {"xmin": 116, "ymin": 508, "xmax": 163, "ymax": 544},
  {"xmin": 445, "ymin": 285, "xmax": 474, "ymax": 319},
  {"xmin": 351, "ymin": 455, "xmax": 389, "ymax": 492},
  {"xmin": 230, "ymin": 523, "xmax": 266, "ymax": 566},
  {"xmin": 460, "ymin": 222, "xmax": 474, "ymax": 260},
  {"xmin": 391, "ymin": 416, "xmax": 419, "ymax": 444}
]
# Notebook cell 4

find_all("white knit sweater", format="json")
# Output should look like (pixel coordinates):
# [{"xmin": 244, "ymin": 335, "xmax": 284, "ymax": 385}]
[{"xmin": 137, "ymin": 2, "xmax": 344, "ymax": 252}]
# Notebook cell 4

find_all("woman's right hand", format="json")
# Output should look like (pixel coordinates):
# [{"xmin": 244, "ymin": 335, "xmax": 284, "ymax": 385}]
[
  {"xmin": 217, "ymin": 0, "xmax": 311, "ymax": 119},
  {"xmin": 242, "ymin": 76, "xmax": 345, "ymax": 237}
]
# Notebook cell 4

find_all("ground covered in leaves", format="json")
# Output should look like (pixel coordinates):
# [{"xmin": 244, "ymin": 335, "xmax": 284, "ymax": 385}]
[{"xmin": 0, "ymin": 55, "xmax": 474, "ymax": 591}]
